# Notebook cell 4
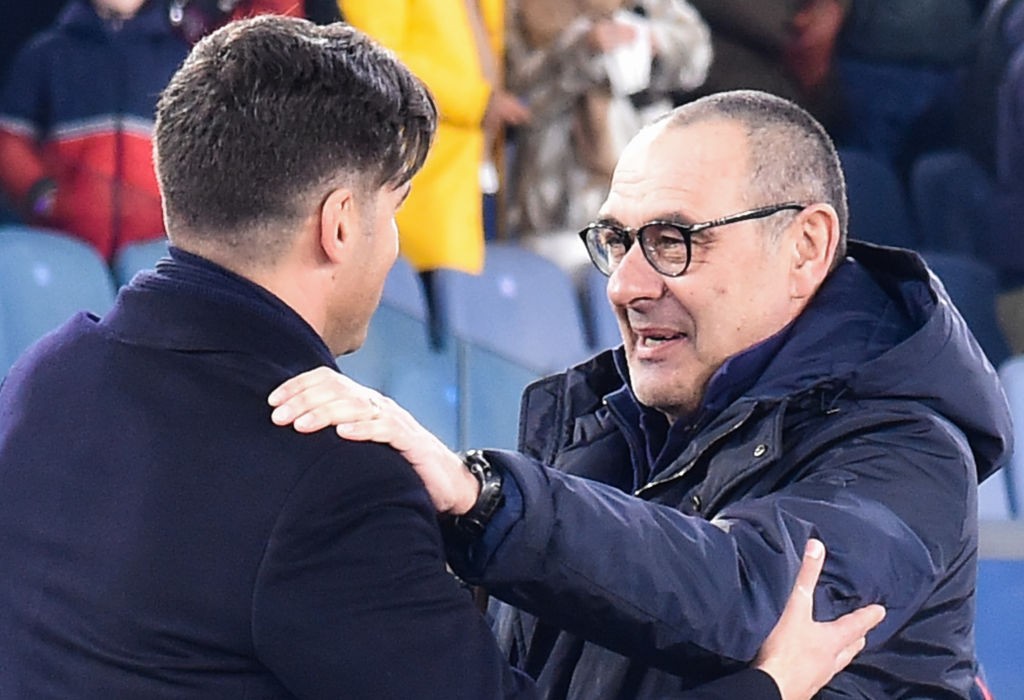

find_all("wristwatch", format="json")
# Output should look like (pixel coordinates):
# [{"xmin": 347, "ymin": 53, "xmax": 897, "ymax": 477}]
[{"xmin": 452, "ymin": 450, "xmax": 506, "ymax": 538}]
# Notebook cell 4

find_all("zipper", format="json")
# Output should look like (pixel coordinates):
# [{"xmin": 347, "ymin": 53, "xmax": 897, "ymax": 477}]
[{"xmin": 634, "ymin": 403, "xmax": 758, "ymax": 497}]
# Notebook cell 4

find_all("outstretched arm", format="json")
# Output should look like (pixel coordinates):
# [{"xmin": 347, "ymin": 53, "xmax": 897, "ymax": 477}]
[
  {"xmin": 268, "ymin": 367, "xmax": 479, "ymax": 515},
  {"xmin": 269, "ymin": 369, "xmax": 885, "ymax": 700}
]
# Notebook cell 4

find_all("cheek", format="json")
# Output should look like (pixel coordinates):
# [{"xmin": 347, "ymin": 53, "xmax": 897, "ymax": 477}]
[{"xmin": 688, "ymin": 277, "xmax": 759, "ymax": 357}]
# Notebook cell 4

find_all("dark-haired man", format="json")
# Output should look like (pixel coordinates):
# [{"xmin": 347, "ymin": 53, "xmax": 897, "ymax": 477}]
[{"xmin": 271, "ymin": 88, "xmax": 1010, "ymax": 698}]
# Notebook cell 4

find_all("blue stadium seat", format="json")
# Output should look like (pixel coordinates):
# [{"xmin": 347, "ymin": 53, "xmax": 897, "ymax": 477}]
[
  {"xmin": 433, "ymin": 242, "xmax": 591, "ymax": 375},
  {"xmin": 909, "ymin": 149, "xmax": 995, "ymax": 257},
  {"xmin": 976, "ymin": 551, "xmax": 1024, "ymax": 698},
  {"xmin": 0, "ymin": 226, "xmax": 116, "ymax": 375},
  {"xmin": 838, "ymin": 148, "xmax": 917, "ymax": 248},
  {"xmin": 923, "ymin": 252, "xmax": 1012, "ymax": 368},
  {"xmin": 979, "ymin": 471, "xmax": 1014, "ymax": 520},
  {"xmin": 582, "ymin": 264, "xmax": 621, "ymax": 351},
  {"xmin": 336, "ymin": 256, "xmax": 459, "ymax": 448},
  {"xmin": 996, "ymin": 355, "xmax": 1024, "ymax": 517},
  {"xmin": 432, "ymin": 243, "xmax": 593, "ymax": 449},
  {"xmin": 112, "ymin": 238, "xmax": 170, "ymax": 287},
  {"xmin": 458, "ymin": 342, "xmax": 540, "ymax": 449}
]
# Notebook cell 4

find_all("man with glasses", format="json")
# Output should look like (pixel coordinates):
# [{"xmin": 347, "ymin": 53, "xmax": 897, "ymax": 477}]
[{"xmin": 271, "ymin": 89, "xmax": 1009, "ymax": 697}]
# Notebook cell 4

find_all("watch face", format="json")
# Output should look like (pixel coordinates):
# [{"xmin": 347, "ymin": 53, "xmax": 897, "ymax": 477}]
[{"xmin": 453, "ymin": 451, "xmax": 504, "ymax": 538}]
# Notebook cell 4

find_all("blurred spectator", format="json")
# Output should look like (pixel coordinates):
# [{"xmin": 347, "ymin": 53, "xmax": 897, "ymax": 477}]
[
  {"xmin": 992, "ymin": 22, "xmax": 1024, "ymax": 353},
  {"xmin": 342, "ymin": 0, "xmax": 527, "ymax": 275},
  {"xmin": 683, "ymin": 0, "xmax": 848, "ymax": 128},
  {"xmin": 959, "ymin": 0, "xmax": 1024, "ymax": 178},
  {"xmin": 167, "ymin": 0, "xmax": 339, "ymax": 44},
  {"xmin": 834, "ymin": 0, "xmax": 984, "ymax": 170},
  {"xmin": 506, "ymin": 0, "xmax": 711, "ymax": 240},
  {"xmin": 994, "ymin": 19, "xmax": 1024, "ymax": 276},
  {"xmin": 0, "ymin": 1, "xmax": 67, "ymax": 81},
  {"xmin": 0, "ymin": 0, "xmax": 69, "ymax": 223},
  {"xmin": 0, "ymin": 0, "xmax": 189, "ymax": 260}
]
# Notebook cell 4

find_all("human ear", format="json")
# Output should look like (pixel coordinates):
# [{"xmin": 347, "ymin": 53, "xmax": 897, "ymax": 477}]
[
  {"xmin": 790, "ymin": 204, "xmax": 840, "ymax": 300},
  {"xmin": 319, "ymin": 187, "xmax": 358, "ymax": 264}
]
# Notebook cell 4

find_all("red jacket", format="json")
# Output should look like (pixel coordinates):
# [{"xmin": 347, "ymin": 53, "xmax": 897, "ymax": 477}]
[{"xmin": 0, "ymin": 0, "xmax": 189, "ymax": 260}]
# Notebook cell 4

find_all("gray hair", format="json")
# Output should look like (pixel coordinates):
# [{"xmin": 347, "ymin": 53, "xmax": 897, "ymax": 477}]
[{"xmin": 663, "ymin": 90, "xmax": 848, "ymax": 266}]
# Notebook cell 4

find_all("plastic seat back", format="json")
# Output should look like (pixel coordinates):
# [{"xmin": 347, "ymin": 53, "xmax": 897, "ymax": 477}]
[
  {"xmin": 0, "ymin": 226, "xmax": 116, "ymax": 374},
  {"xmin": 924, "ymin": 252, "xmax": 1012, "ymax": 368},
  {"xmin": 433, "ymin": 242, "xmax": 591, "ymax": 375},
  {"xmin": 582, "ymin": 264, "xmax": 622, "ymax": 351},
  {"xmin": 336, "ymin": 256, "xmax": 459, "ymax": 447},
  {"xmin": 910, "ymin": 150, "xmax": 994, "ymax": 256},
  {"xmin": 111, "ymin": 238, "xmax": 170, "ymax": 287},
  {"xmin": 839, "ymin": 148, "xmax": 917, "ymax": 248}
]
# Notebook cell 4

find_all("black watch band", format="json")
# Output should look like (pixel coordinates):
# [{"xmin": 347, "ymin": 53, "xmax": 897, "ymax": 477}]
[{"xmin": 452, "ymin": 450, "xmax": 505, "ymax": 538}]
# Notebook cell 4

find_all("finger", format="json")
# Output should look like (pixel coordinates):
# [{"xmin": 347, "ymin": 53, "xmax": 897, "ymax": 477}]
[
  {"xmin": 271, "ymin": 376, "xmax": 380, "ymax": 425},
  {"xmin": 274, "ymin": 401, "xmax": 357, "ymax": 432},
  {"xmin": 267, "ymin": 366, "xmax": 348, "ymax": 406},
  {"xmin": 335, "ymin": 414, "xmax": 404, "ymax": 444},
  {"xmin": 511, "ymin": 105, "xmax": 532, "ymax": 123},
  {"xmin": 833, "ymin": 635, "xmax": 868, "ymax": 670},
  {"xmin": 829, "ymin": 604, "xmax": 886, "ymax": 642},
  {"xmin": 790, "ymin": 538, "xmax": 826, "ymax": 606},
  {"xmin": 292, "ymin": 402, "xmax": 370, "ymax": 433},
  {"xmin": 270, "ymin": 382, "xmax": 356, "ymax": 425}
]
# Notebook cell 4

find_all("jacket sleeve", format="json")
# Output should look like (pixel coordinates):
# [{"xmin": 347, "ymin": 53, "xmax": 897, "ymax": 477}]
[
  {"xmin": 251, "ymin": 441, "xmax": 535, "ymax": 699},
  {"xmin": 447, "ymin": 408, "xmax": 970, "ymax": 667},
  {"xmin": 343, "ymin": 0, "xmax": 492, "ymax": 129},
  {"xmin": 673, "ymin": 668, "xmax": 780, "ymax": 700},
  {"xmin": 0, "ymin": 39, "xmax": 51, "ymax": 204}
]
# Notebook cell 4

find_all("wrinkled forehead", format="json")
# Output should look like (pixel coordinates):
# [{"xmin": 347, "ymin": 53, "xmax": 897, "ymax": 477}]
[{"xmin": 599, "ymin": 119, "xmax": 751, "ymax": 224}]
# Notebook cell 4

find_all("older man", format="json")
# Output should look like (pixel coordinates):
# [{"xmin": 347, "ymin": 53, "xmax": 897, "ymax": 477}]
[{"xmin": 273, "ymin": 89, "xmax": 1009, "ymax": 698}]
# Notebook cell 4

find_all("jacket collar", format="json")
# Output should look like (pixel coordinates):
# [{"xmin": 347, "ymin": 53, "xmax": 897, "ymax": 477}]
[
  {"xmin": 99, "ymin": 247, "xmax": 336, "ymax": 375},
  {"xmin": 567, "ymin": 242, "xmax": 1009, "ymax": 486},
  {"xmin": 606, "ymin": 324, "xmax": 790, "ymax": 489}
]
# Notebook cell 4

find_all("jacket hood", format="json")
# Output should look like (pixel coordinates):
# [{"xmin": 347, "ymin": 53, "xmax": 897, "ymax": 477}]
[
  {"xmin": 752, "ymin": 241, "xmax": 1011, "ymax": 482},
  {"xmin": 58, "ymin": 0, "xmax": 172, "ymax": 40}
]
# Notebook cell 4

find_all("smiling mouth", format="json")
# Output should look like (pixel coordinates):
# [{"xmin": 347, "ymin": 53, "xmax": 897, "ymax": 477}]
[{"xmin": 637, "ymin": 331, "xmax": 685, "ymax": 348}]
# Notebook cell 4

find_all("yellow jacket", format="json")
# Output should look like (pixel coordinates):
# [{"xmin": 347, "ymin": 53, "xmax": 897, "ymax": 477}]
[{"xmin": 343, "ymin": 0, "xmax": 504, "ymax": 273}]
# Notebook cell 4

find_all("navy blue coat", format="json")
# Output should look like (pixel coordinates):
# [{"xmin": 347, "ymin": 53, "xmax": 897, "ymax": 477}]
[
  {"xmin": 0, "ymin": 251, "xmax": 535, "ymax": 698},
  {"xmin": 449, "ymin": 243, "xmax": 1012, "ymax": 698}
]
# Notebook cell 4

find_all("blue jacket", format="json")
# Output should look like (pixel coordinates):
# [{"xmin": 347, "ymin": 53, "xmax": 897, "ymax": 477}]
[
  {"xmin": 449, "ymin": 242, "xmax": 1011, "ymax": 698},
  {"xmin": 0, "ymin": 249, "xmax": 534, "ymax": 698},
  {"xmin": 0, "ymin": 0, "xmax": 187, "ymax": 258}
]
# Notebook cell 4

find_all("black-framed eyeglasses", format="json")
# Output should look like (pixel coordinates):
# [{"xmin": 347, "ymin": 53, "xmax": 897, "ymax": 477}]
[{"xmin": 578, "ymin": 203, "xmax": 806, "ymax": 277}]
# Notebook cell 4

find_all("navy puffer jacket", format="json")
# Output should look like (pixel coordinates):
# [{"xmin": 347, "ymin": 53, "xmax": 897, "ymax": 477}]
[{"xmin": 449, "ymin": 242, "xmax": 1011, "ymax": 698}]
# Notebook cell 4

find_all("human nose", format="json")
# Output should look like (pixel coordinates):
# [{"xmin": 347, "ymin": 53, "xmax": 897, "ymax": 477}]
[{"xmin": 607, "ymin": 237, "xmax": 665, "ymax": 307}]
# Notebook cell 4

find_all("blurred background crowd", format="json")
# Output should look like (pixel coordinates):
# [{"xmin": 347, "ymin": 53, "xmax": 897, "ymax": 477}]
[
  {"xmin": 3, "ymin": 0, "xmax": 1024, "ymax": 346},
  {"xmin": 4, "ymin": 2, "xmax": 1024, "ymax": 470}
]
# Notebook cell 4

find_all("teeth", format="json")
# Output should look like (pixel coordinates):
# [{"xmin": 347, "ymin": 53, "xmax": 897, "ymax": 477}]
[{"xmin": 641, "ymin": 335, "xmax": 675, "ymax": 347}]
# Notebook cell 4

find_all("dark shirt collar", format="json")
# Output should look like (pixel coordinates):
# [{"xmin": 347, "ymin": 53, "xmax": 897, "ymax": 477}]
[
  {"xmin": 103, "ymin": 246, "xmax": 336, "ymax": 371},
  {"xmin": 606, "ymin": 322, "xmax": 792, "ymax": 488}
]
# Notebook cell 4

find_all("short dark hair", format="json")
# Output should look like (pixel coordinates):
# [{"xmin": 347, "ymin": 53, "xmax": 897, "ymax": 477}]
[
  {"xmin": 665, "ymin": 90, "xmax": 848, "ymax": 267},
  {"xmin": 154, "ymin": 16, "xmax": 436, "ymax": 261}
]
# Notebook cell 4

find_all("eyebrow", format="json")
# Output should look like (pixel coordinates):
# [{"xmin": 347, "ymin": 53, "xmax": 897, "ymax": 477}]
[{"xmin": 594, "ymin": 212, "xmax": 695, "ymax": 228}]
